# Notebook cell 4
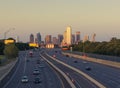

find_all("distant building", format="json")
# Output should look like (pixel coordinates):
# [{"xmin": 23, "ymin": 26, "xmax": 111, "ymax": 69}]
[
  {"xmin": 58, "ymin": 34, "xmax": 63, "ymax": 45},
  {"xmin": 76, "ymin": 31, "xmax": 80, "ymax": 43},
  {"xmin": 91, "ymin": 33, "xmax": 96, "ymax": 42},
  {"xmin": 16, "ymin": 36, "xmax": 19, "ymax": 43},
  {"xmin": 30, "ymin": 34, "xmax": 34, "ymax": 43},
  {"xmin": 45, "ymin": 35, "xmax": 52, "ymax": 44},
  {"xmin": 62, "ymin": 26, "xmax": 72, "ymax": 46},
  {"xmin": 37, "ymin": 32, "xmax": 41, "ymax": 44},
  {"xmin": 72, "ymin": 34, "xmax": 75, "ymax": 44},
  {"xmin": 53, "ymin": 37, "xmax": 58, "ymax": 45},
  {"xmin": 83, "ymin": 34, "xmax": 89, "ymax": 42}
]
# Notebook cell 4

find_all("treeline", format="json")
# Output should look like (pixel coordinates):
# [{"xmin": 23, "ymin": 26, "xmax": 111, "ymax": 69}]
[
  {"xmin": 0, "ymin": 40, "xmax": 32, "ymax": 55},
  {"xmin": 72, "ymin": 37, "xmax": 120, "ymax": 56}
]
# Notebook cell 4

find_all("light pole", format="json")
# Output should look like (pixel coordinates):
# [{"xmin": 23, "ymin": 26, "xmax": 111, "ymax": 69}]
[{"xmin": 4, "ymin": 28, "xmax": 15, "ymax": 39}]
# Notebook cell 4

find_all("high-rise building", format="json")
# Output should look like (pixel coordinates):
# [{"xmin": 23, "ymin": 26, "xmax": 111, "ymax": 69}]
[
  {"xmin": 16, "ymin": 36, "xmax": 19, "ymax": 43},
  {"xmin": 62, "ymin": 26, "xmax": 72, "ymax": 45},
  {"xmin": 83, "ymin": 34, "xmax": 89, "ymax": 42},
  {"xmin": 45, "ymin": 35, "xmax": 52, "ymax": 44},
  {"xmin": 76, "ymin": 31, "xmax": 80, "ymax": 43},
  {"xmin": 53, "ymin": 37, "xmax": 58, "ymax": 45},
  {"xmin": 37, "ymin": 32, "xmax": 41, "ymax": 44},
  {"xmin": 58, "ymin": 34, "xmax": 63, "ymax": 45},
  {"xmin": 91, "ymin": 33, "xmax": 96, "ymax": 42},
  {"xmin": 30, "ymin": 34, "xmax": 34, "ymax": 43},
  {"xmin": 72, "ymin": 34, "xmax": 75, "ymax": 44}
]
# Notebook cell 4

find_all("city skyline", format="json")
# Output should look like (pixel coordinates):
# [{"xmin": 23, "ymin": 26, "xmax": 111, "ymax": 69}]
[{"xmin": 0, "ymin": 0, "xmax": 120, "ymax": 42}]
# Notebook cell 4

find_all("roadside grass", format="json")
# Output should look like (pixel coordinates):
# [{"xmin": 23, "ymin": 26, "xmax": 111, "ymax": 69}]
[{"xmin": 0, "ymin": 55, "xmax": 16, "ymax": 66}]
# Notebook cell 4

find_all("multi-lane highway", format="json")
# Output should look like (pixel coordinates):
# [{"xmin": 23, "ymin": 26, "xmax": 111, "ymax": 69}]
[
  {"xmin": 46, "ymin": 48, "xmax": 120, "ymax": 88},
  {"xmin": 2, "ymin": 48, "xmax": 120, "ymax": 88},
  {"xmin": 3, "ymin": 50, "xmax": 65, "ymax": 88},
  {"xmin": 41, "ymin": 52, "xmax": 100, "ymax": 88}
]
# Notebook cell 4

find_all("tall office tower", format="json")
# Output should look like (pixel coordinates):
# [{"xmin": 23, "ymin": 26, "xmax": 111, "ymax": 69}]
[
  {"xmin": 37, "ymin": 32, "xmax": 41, "ymax": 44},
  {"xmin": 53, "ymin": 37, "xmax": 58, "ymax": 45},
  {"xmin": 91, "ymin": 33, "xmax": 96, "ymax": 42},
  {"xmin": 76, "ymin": 31, "xmax": 80, "ymax": 43},
  {"xmin": 16, "ymin": 36, "xmax": 19, "ymax": 43},
  {"xmin": 83, "ymin": 34, "xmax": 89, "ymax": 42},
  {"xmin": 30, "ymin": 34, "xmax": 34, "ymax": 43},
  {"xmin": 45, "ymin": 35, "xmax": 52, "ymax": 44},
  {"xmin": 63, "ymin": 31, "xmax": 67, "ymax": 44},
  {"xmin": 72, "ymin": 34, "xmax": 75, "ymax": 44},
  {"xmin": 62, "ymin": 26, "xmax": 72, "ymax": 45},
  {"xmin": 58, "ymin": 34, "xmax": 63, "ymax": 45},
  {"xmin": 66, "ymin": 26, "xmax": 72, "ymax": 45}
]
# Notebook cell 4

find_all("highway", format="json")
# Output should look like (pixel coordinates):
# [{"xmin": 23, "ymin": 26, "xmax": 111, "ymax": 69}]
[
  {"xmin": 3, "ymin": 50, "xmax": 65, "ymax": 88},
  {"xmin": 46, "ymin": 48, "xmax": 120, "ymax": 88},
  {"xmin": 41, "ymin": 52, "xmax": 99, "ymax": 88},
  {"xmin": 65, "ymin": 51, "xmax": 120, "ymax": 62}
]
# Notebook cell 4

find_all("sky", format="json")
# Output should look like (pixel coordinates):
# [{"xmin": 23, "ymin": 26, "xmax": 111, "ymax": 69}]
[{"xmin": 0, "ymin": 0, "xmax": 120, "ymax": 42}]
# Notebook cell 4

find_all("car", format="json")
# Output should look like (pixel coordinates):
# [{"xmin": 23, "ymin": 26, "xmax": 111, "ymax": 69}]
[
  {"xmin": 55, "ymin": 51, "xmax": 57, "ymax": 53},
  {"xmin": 39, "ymin": 65, "xmax": 45, "ymax": 68},
  {"xmin": 83, "ymin": 61, "xmax": 87, "ymax": 64},
  {"xmin": 85, "ymin": 67, "xmax": 91, "ymax": 71},
  {"xmin": 21, "ymin": 76, "xmax": 29, "ymax": 83},
  {"xmin": 29, "ymin": 51, "xmax": 33, "ymax": 57},
  {"xmin": 26, "ymin": 59, "xmax": 29, "ymax": 62},
  {"xmin": 66, "ymin": 55, "xmax": 69, "ymax": 57},
  {"xmin": 34, "ymin": 77, "xmax": 41, "ymax": 84},
  {"xmin": 74, "ymin": 60, "xmax": 78, "ymax": 63},
  {"xmin": 33, "ymin": 69, "xmax": 40, "ymax": 75},
  {"xmin": 53, "ymin": 55, "xmax": 56, "ymax": 58}
]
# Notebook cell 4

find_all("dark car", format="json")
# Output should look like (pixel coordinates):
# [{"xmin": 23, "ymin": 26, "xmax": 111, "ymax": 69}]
[
  {"xmin": 34, "ymin": 77, "xmax": 41, "ymax": 84},
  {"xmin": 85, "ymin": 67, "xmax": 91, "ymax": 71},
  {"xmin": 74, "ymin": 60, "xmax": 78, "ymax": 63}
]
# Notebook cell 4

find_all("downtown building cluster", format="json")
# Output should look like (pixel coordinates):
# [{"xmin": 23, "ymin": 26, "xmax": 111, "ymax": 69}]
[{"xmin": 29, "ymin": 26, "xmax": 96, "ymax": 47}]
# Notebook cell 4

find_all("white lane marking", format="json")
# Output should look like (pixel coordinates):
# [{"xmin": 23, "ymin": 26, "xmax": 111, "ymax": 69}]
[
  {"xmin": 74, "ymin": 80, "xmax": 82, "ymax": 88},
  {"xmin": 3, "ymin": 57, "xmax": 22, "ymax": 88},
  {"xmin": 23, "ymin": 51, "xmax": 28, "ymax": 74}
]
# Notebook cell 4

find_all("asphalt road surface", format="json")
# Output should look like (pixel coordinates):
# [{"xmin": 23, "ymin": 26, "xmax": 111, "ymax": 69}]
[
  {"xmin": 3, "ymin": 50, "xmax": 63, "ymax": 88},
  {"xmin": 47, "ymin": 48, "xmax": 120, "ymax": 88}
]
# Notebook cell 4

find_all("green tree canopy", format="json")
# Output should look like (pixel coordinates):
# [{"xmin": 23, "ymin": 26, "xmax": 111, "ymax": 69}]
[{"xmin": 4, "ymin": 43, "xmax": 19, "ymax": 59}]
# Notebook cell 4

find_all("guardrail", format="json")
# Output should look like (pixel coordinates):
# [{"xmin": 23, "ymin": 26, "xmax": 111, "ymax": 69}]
[
  {"xmin": 62, "ymin": 52, "xmax": 120, "ymax": 68},
  {"xmin": 40, "ymin": 54, "xmax": 76, "ymax": 88},
  {"xmin": 46, "ymin": 53, "xmax": 106, "ymax": 88}
]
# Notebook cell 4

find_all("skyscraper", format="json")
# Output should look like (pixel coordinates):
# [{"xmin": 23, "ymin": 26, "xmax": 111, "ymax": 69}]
[
  {"xmin": 91, "ymin": 33, "xmax": 96, "ymax": 42},
  {"xmin": 76, "ymin": 31, "xmax": 80, "ymax": 43},
  {"xmin": 58, "ymin": 34, "xmax": 63, "ymax": 45},
  {"xmin": 66, "ymin": 26, "xmax": 72, "ymax": 45},
  {"xmin": 83, "ymin": 34, "xmax": 89, "ymax": 42},
  {"xmin": 72, "ymin": 34, "xmax": 75, "ymax": 44},
  {"xmin": 30, "ymin": 34, "xmax": 34, "ymax": 43},
  {"xmin": 53, "ymin": 37, "xmax": 58, "ymax": 45},
  {"xmin": 37, "ymin": 32, "xmax": 41, "ymax": 44},
  {"xmin": 62, "ymin": 26, "xmax": 72, "ymax": 45},
  {"xmin": 45, "ymin": 35, "xmax": 52, "ymax": 44}
]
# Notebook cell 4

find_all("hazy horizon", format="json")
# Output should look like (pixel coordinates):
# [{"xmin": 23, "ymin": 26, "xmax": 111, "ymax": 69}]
[{"xmin": 0, "ymin": 0, "xmax": 120, "ymax": 42}]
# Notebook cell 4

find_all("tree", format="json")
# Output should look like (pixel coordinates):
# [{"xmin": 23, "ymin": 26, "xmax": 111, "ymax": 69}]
[{"xmin": 4, "ymin": 43, "xmax": 19, "ymax": 59}]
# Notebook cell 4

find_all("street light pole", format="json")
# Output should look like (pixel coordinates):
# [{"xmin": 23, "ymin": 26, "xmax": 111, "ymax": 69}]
[{"xmin": 4, "ymin": 28, "xmax": 15, "ymax": 39}]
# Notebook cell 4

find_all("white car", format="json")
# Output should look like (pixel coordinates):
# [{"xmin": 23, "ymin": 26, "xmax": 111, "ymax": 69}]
[
  {"xmin": 33, "ymin": 69, "xmax": 40, "ymax": 75},
  {"xmin": 21, "ymin": 76, "xmax": 29, "ymax": 83}
]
